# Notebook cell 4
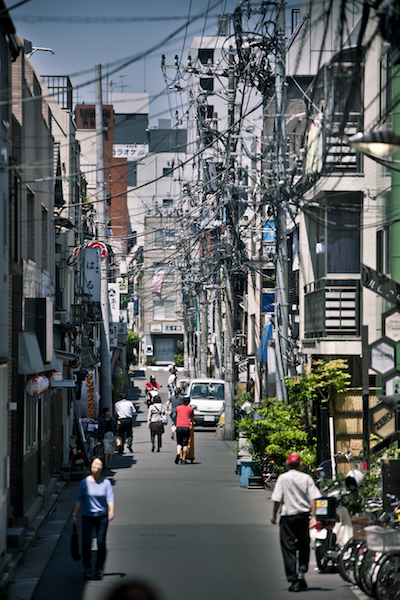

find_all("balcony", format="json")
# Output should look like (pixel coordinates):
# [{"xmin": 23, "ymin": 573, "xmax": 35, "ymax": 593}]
[{"xmin": 304, "ymin": 279, "xmax": 360, "ymax": 338}]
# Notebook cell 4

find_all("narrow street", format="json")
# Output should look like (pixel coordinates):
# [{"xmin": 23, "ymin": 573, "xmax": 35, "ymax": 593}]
[{"xmin": 9, "ymin": 369, "xmax": 363, "ymax": 600}]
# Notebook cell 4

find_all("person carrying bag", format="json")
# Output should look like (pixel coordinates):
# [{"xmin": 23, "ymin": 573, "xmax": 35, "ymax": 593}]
[
  {"xmin": 71, "ymin": 522, "xmax": 81, "ymax": 561},
  {"xmin": 147, "ymin": 394, "xmax": 167, "ymax": 452}
]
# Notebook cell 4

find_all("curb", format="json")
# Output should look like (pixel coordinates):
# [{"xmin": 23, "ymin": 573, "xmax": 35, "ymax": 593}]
[{"xmin": 0, "ymin": 480, "xmax": 66, "ymax": 593}]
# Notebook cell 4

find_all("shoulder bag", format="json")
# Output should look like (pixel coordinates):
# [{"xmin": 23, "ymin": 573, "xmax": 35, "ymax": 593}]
[{"xmin": 71, "ymin": 523, "xmax": 81, "ymax": 561}]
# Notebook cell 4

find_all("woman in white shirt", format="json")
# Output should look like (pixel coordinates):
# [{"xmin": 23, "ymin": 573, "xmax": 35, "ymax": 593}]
[{"xmin": 147, "ymin": 395, "xmax": 167, "ymax": 452}]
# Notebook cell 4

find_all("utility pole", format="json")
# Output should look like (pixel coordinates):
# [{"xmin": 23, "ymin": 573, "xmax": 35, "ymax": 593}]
[
  {"xmin": 200, "ymin": 287, "xmax": 208, "ymax": 377},
  {"xmin": 95, "ymin": 63, "xmax": 112, "ymax": 410},
  {"xmin": 223, "ymin": 46, "xmax": 237, "ymax": 440},
  {"xmin": 214, "ymin": 289, "xmax": 223, "ymax": 379},
  {"xmin": 274, "ymin": 1, "xmax": 288, "ymax": 400}
]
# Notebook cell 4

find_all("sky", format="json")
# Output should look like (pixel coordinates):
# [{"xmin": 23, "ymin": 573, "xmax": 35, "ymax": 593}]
[{"xmin": 7, "ymin": 0, "xmax": 240, "ymax": 127}]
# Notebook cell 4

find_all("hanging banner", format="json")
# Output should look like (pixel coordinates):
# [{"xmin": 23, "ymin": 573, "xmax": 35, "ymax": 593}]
[
  {"xmin": 111, "ymin": 348, "xmax": 122, "ymax": 383},
  {"xmin": 306, "ymin": 116, "xmax": 323, "ymax": 175},
  {"xmin": 108, "ymin": 283, "xmax": 120, "ymax": 322},
  {"xmin": 110, "ymin": 323, "xmax": 118, "ymax": 347},
  {"xmin": 117, "ymin": 277, "xmax": 128, "ymax": 294},
  {"xmin": 83, "ymin": 247, "xmax": 101, "ymax": 302},
  {"xmin": 80, "ymin": 370, "xmax": 98, "ymax": 419}
]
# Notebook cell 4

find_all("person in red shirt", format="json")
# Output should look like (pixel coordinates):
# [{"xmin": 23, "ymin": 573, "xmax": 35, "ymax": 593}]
[{"xmin": 175, "ymin": 397, "xmax": 194, "ymax": 464}]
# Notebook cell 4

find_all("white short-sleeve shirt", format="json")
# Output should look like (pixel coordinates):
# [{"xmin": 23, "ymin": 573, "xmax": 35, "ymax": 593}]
[{"xmin": 271, "ymin": 468, "xmax": 321, "ymax": 516}]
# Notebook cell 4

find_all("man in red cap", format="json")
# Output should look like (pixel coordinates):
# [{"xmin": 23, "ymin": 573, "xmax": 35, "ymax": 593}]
[{"xmin": 271, "ymin": 453, "xmax": 321, "ymax": 592}]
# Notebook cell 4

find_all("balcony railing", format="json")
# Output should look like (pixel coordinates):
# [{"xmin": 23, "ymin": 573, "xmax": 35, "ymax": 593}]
[{"xmin": 304, "ymin": 279, "xmax": 360, "ymax": 338}]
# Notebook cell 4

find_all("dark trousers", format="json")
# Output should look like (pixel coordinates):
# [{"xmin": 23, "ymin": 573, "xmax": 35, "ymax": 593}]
[
  {"xmin": 82, "ymin": 514, "xmax": 109, "ymax": 569},
  {"xmin": 150, "ymin": 422, "xmax": 163, "ymax": 449},
  {"xmin": 118, "ymin": 418, "xmax": 132, "ymax": 451},
  {"xmin": 279, "ymin": 513, "xmax": 310, "ymax": 582}
]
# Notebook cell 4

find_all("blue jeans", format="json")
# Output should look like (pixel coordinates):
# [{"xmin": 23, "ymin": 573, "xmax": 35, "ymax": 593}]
[{"xmin": 82, "ymin": 514, "xmax": 109, "ymax": 569}]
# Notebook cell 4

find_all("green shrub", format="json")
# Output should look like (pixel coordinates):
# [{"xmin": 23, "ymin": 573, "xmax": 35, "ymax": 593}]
[
  {"xmin": 174, "ymin": 353, "xmax": 184, "ymax": 367},
  {"xmin": 239, "ymin": 397, "xmax": 315, "ymax": 473}
]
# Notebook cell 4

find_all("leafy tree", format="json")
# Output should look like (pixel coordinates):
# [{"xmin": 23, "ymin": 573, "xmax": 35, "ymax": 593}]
[
  {"xmin": 285, "ymin": 359, "xmax": 351, "ymax": 444},
  {"xmin": 127, "ymin": 331, "xmax": 141, "ymax": 368},
  {"xmin": 239, "ymin": 397, "xmax": 313, "ymax": 472}
]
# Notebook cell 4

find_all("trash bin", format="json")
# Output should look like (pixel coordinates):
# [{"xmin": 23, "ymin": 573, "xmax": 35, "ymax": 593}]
[{"xmin": 237, "ymin": 460, "xmax": 254, "ymax": 487}]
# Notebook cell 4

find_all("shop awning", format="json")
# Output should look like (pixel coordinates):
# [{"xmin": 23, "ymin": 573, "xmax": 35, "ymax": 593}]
[
  {"xmin": 256, "ymin": 323, "xmax": 273, "ymax": 364},
  {"xmin": 18, "ymin": 332, "xmax": 44, "ymax": 374}
]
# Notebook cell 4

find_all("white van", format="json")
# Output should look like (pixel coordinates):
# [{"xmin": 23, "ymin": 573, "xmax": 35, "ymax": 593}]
[{"xmin": 186, "ymin": 378, "xmax": 225, "ymax": 426}]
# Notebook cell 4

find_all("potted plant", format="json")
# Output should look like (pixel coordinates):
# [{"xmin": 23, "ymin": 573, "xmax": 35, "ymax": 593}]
[{"xmin": 239, "ymin": 397, "xmax": 315, "ymax": 488}]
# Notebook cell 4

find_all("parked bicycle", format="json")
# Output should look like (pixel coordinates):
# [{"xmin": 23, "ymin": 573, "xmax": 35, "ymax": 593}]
[
  {"xmin": 337, "ymin": 494, "xmax": 400, "ymax": 599},
  {"xmin": 312, "ymin": 451, "xmax": 362, "ymax": 572},
  {"xmin": 362, "ymin": 496, "xmax": 400, "ymax": 599},
  {"xmin": 261, "ymin": 457, "xmax": 276, "ymax": 490}
]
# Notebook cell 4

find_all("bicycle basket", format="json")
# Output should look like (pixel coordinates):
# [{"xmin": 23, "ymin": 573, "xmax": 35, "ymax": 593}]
[
  {"xmin": 365, "ymin": 525, "xmax": 400, "ymax": 552},
  {"xmin": 352, "ymin": 517, "xmax": 373, "ymax": 541}
]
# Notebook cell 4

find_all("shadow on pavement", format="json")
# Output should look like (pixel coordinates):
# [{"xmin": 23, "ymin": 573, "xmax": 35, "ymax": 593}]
[{"xmin": 111, "ymin": 456, "xmax": 136, "ymax": 469}]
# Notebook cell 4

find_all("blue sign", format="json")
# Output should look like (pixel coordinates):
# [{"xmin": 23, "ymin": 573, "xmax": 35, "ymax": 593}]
[{"xmin": 262, "ymin": 293, "xmax": 275, "ymax": 313}]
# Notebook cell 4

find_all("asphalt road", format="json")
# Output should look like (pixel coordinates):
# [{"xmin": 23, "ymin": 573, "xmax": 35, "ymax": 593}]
[{"xmin": 9, "ymin": 368, "xmax": 364, "ymax": 600}]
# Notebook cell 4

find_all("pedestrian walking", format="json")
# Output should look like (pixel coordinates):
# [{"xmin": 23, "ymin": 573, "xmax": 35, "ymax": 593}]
[
  {"xmin": 71, "ymin": 456, "xmax": 115, "ymax": 581},
  {"xmin": 167, "ymin": 371, "xmax": 176, "ymax": 397},
  {"xmin": 175, "ymin": 396, "xmax": 194, "ymax": 464},
  {"xmin": 169, "ymin": 362, "xmax": 177, "ymax": 376},
  {"xmin": 169, "ymin": 387, "xmax": 184, "ymax": 439},
  {"xmin": 147, "ymin": 394, "xmax": 167, "ymax": 452},
  {"xmin": 97, "ymin": 407, "xmax": 117, "ymax": 469},
  {"xmin": 114, "ymin": 394, "xmax": 136, "ymax": 454},
  {"xmin": 270, "ymin": 452, "xmax": 321, "ymax": 592}
]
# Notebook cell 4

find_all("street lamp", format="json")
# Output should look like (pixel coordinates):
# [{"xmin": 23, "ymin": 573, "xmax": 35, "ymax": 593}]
[{"xmin": 348, "ymin": 131, "xmax": 400, "ymax": 171}]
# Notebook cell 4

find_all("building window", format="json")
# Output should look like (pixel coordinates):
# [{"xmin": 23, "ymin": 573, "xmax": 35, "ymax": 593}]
[
  {"xmin": 154, "ymin": 264, "xmax": 175, "ymax": 283},
  {"xmin": 41, "ymin": 391, "xmax": 51, "ymax": 440},
  {"xmin": 200, "ymin": 78, "xmax": 214, "ymax": 92},
  {"xmin": 376, "ymin": 226, "xmax": 390, "ymax": 274},
  {"xmin": 153, "ymin": 228, "xmax": 175, "ymax": 247},
  {"xmin": 379, "ymin": 52, "xmax": 391, "ymax": 123},
  {"xmin": 127, "ymin": 162, "xmax": 137, "ymax": 187},
  {"xmin": 42, "ymin": 204, "xmax": 48, "ymax": 272},
  {"xmin": 163, "ymin": 167, "xmax": 173, "ymax": 177},
  {"xmin": 27, "ymin": 191, "xmax": 35, "ymax": 262},
  {"xmin": 377, "ymin": 229, "xmax": 383, "ymax": 274},
  {"xmin": 153, "ymin": 300, "xmax": 176, "ymax": 320},
  {"xmin": 11, "ymin": 174, "xmax": 21, "ymax": 264},
  {"xmin": 24, "ymin": 394, "xmax": 38, "ymax": 453},
  {"xmin": 308, "ymin": 192, "xmax": 361, "ymax": 279},
  {"xmin": 153, "ymin": 229, "xmax": 164, "ymax": 247},
  {"xmin": 291, "ymin": 8, "xmax": 300, "ymax": 33},
  {"xmin": 165, "ymin": 229, "xmax": 175, "ymax": 245},
  {"xmin": 198, "ymin": 49, "xmax": 214, "ymax": 65},
  {"xmin": 163, "ymin": 198, "xmax": 173, "ymax": 207}
]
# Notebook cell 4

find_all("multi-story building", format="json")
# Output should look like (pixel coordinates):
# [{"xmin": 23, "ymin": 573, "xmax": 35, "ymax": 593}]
[
  {"xmin": 9, "ymin": 38, "xmax": 60, "ymax": 525},
  {"xmin": 0, "ymin": 0, "xmax": 18, "ymax": 559},
  {"xmin": 183, "ymin": 24, "xmax": 264, "ymax": 382},
  {"xmin": 132, "ymin": 119, "xmax": 188, "ymax": 364},
  {"xmin": 284, "ymin": 0, "xmax": 390, "ymax": 465},
  {"xmin": 39, "ymin": 74, "xmax": 84, "ymax": 473},
  {"xmin": 76, "ymin": 95, "xmax": 188, "ymax": 367}
]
